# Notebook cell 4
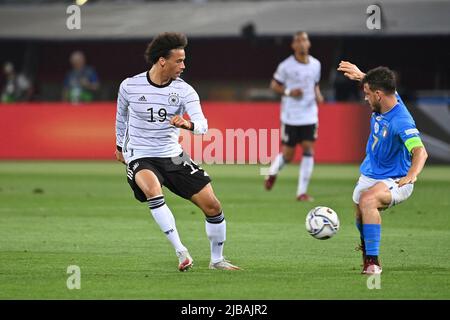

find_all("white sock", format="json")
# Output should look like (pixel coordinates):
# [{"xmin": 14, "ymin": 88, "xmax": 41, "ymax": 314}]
[
  {"xmin": 205, "ymin": 211, "xmax": 226, "ymax": 263},
  {"xmin": 269, "ymin": 153, "xmax": 286, "ymax": 176},
  {"xmin": 148, "ymin": 195, "xmax": 187, "ymax": 253},
  {"xmin": 297, "ymin": 155, "xmax": 314, "ymax": 196}
]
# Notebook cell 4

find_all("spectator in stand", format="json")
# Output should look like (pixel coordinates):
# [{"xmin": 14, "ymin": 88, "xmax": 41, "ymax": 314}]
[
  {"xmin": 63, "ymin": 51, "xmax": 99, "ymax": 103},
  {"xmin": 1, "ymin": 62, "xmax": 33, "ymax": 103}
]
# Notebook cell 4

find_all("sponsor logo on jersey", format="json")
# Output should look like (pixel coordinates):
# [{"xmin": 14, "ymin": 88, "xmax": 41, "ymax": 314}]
[{"xmin": 138, "ymin": 96, "xmax": 146, "ymax": 101}]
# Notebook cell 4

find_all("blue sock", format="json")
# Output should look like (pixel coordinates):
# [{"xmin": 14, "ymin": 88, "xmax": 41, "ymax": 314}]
[
  {"xmin": 363, "ymin": 224, "xmax": 381, "ymax": 256},
  {"xmin": 355, "ymin": 221, "xmax": 363, "ymax": 241}
]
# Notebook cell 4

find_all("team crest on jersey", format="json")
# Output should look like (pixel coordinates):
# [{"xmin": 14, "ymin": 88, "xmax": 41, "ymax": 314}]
[
  {"xmin": 374, "ymin": 122, "xmax": 380, "ymax": 134},
  {"xmin": 168, "ymin": 93, "xmax": 180, "ymax": 106}
]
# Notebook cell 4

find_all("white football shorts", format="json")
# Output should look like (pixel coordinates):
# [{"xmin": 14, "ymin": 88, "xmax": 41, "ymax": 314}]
[{"xmin": 352, "ymin": 174, "xmax": 414, "ymax": 208}]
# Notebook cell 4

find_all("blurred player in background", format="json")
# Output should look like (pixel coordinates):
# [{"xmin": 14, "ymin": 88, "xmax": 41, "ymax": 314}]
[
  {"xmin": 115, "ymin": 32, "xmax": 240, "ymax": 271},
  {"xmin": 337, "ymin": 61, "xmax": 428, "ymax": 275},
  {"xmin": 265, "ymin": 31, "xmax": 324, "ymax": 201}
]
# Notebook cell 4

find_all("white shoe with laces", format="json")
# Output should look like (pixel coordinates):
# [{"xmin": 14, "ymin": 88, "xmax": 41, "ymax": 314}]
[{"xmin": 209, "ymin": 258, "xmax": 241, "ymax": 270}]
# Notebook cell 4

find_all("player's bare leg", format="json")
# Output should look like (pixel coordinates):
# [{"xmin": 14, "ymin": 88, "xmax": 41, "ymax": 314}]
[
  {"xmin": 265, "ymin": 145, "xmax": 295, "ymax": 190},
  {"xmin": 358, "ymin": 182, "xmax": 391, "ymax": 275},
  {"xmin": 135, "ymin": 169, "xmax": 192, "ymax": 271},
  {"xmin": 135, "ymin": 170, "xmax": 163, "ymax": 198},
  {"xmin": 191, "ymin": 183, "xmax": 240, "ymax": 270},
  {"xmin": 296, "ymin": 140, "xmax": 315, "ymax": 201},
  {"xmin": 190, "ymin": 183, "xmax": 222, "ymax": 217}
]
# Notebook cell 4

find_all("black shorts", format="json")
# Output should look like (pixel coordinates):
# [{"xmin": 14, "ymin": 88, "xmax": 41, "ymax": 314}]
[
  {"xmin": 281, "ymin": 123, "xmax": 318, "ymax": 146},
  {"xmin": 126, "ymin": 152, "xmax": 211, "ymax": 202}
]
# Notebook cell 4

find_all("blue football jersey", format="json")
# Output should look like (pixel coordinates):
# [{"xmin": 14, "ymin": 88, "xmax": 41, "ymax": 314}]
[{"xmin": 360, "ymin": 93, "xmax": 423, "ymax": 179}]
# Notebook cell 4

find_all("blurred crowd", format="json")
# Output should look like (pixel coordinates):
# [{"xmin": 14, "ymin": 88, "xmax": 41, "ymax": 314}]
[
  {"xmin": 1, "ymin": 50, "xmax": 99, "ymax": 104},
  {"xmin": 2, "ymin": 48, "xmax": 366, "ymax": 104}
]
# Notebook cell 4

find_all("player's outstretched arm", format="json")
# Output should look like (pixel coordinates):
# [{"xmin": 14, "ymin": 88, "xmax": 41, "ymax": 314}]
[
  {"xmin": 397, "ymin": 146, "xmax": 428, "ymax": 187},
  {"xmin": 337, "ymin": 61, "xmax": 366, "ymax": 82}
]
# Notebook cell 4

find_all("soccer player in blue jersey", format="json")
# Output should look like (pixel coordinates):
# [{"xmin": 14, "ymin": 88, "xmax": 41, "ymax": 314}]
[{"xmin": 337, "ymin": 61, "xmax": 428, "ymax": 275}]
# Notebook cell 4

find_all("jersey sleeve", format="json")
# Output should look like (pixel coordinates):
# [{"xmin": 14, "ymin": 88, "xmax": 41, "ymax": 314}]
[
  {"xmin": 315, "ymin": 61, "xmax": 321, "ymax": 84},
  {"xmin": 115, "ymin": 79, "xmax": 129, "ymax": 150},
  {"xmin": 396, "ymin": 117, "xmax": 424, "ymax": 153},
  {"xmin": 183, "ymin": 86, "xmax": 208, "ymax": 135},
  {"xmin": 273, "ymin": 62, "xmax": 287, "ymax": 84}
]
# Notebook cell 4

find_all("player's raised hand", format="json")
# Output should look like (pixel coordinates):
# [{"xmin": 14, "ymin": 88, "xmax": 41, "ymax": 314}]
[
  {"xmin": 115, "ymin": 149, "xmax": 126, "ymax": 165},
  {"xmin": 337, "ymin": 61, "xmax": 366, "ymax": 82},
  {"xmin": 396, "ymin": 174, "xmax": 417, "ymax": 187},
  {"xmin": 170, "ymin": 115, "xmax": 192, "ymax": 130}
]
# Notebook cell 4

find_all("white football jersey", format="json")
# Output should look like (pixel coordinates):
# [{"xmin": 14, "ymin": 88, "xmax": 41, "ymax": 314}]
[
  {"xmin": 273, "ymin": 55, "xmax": 321, "ymax": 126},
  {"xmin": 115, "ymin": 71, "xmax": 208, "ymax": 163}
]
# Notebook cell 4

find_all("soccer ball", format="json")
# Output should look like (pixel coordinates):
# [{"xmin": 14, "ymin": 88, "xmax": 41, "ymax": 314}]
[{"xmin": 305, "ymin": 206, "xmax": 340, "ymax": 240}]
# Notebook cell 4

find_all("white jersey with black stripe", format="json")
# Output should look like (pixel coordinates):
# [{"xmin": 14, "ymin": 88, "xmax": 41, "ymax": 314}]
[
  {"xmin": 115, "ymin": 71, "xmax": 208, "ymax": 163},
  {"xmin": 273, "ymin": 55, "xmax": 321, "ymax": 126}
]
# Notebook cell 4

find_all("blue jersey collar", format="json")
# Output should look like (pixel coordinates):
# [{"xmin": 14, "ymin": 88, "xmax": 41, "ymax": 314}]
[{"xmin": 374, "ymin": 102, "xmax": 400, "ymax": 120}]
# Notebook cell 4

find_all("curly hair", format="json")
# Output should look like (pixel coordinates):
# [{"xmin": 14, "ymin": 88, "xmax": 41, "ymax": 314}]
[{"xmin": 144, "ymin": 32, "xmax": 188, "ymax": 65}]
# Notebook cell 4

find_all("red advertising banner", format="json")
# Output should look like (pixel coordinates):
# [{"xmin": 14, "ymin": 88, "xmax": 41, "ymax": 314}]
[{"xmin": 0, "ymin": 102, "xmax": 370, "ymax": 163}]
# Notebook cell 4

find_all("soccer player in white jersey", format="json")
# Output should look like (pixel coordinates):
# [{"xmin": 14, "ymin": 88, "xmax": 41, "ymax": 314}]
[
  {"xmin": 115, "ymin": 33, "xmax": 240, "ymax": 271},
  {"xmin": 265, "ymin": 31, "xmax": 324, "ymax": 201}
]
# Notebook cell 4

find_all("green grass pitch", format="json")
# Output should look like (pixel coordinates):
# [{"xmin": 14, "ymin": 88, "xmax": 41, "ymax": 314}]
[{"xmin": 0, "ymin": 161, "xmax": 449, "ymax": 299}]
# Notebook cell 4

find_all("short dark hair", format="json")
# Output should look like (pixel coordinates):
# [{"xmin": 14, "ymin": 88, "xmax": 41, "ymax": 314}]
[
  {"xmin": 144, "ymin": 32, "xmax": 188, "ymax": 65},
  {"xmin": 362, "ymin": 66, "xmax": 396, "ymax": 94}
]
